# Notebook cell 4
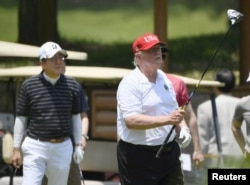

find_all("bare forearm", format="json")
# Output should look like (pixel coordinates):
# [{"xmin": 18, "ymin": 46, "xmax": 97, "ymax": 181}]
[
  {"xmin": 189, "ymin": 121, "xmax": 202, "ymax": 152},
  {"xmin": 81, "ymin": 113, "xmax": 89, "ymax": 136},
  {"xmin": 185, "ymin": 104, "xmax": 202, "ymax": 152},
  {"xmin": 185, "ymin": 103, "xmax": 204, "ymax": 167},
  {"xmin": 125, "ymin": 114, "xmax": 174, "ymax": 129},
  {"xmin": 125, "ymin": 109, "xmax": 185, "ymax": 130},
  {"xmin": 232, "ymin": 120, "xmax": 245, "ymax": 152},
  {"xmin": 81, "ymin": 112, "xmax": 89, "ymax": 149}
]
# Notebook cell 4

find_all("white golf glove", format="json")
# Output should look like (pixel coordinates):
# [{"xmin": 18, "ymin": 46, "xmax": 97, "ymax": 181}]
[
  {"xmin": 73, "ymin": 146, "xmax": 84, "ymax": 164},
  {"xmin": 179, "ymin": 127, "xmax": 192, "ymax": 148}
]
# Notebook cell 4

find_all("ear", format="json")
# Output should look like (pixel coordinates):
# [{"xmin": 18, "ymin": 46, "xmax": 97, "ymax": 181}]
[
  {"xmin": 135, "ymin": 52, "xmax": 142, "ymax": 60},
  {"xmin": 40, "ymin": 60, "xmax": 46, "ymax": 70}
]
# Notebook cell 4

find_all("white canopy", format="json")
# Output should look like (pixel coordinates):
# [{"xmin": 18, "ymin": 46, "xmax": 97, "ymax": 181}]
[
  {"xmin": 0, "ymin": 66, "xmax": 224, "ymax": 86},
  {"xmin": 0, "ymin": 41, "xmax": 87, "ymax": 61},
  {"xmin": 0, "ymin": 40, "xmax": 224, "ymax": 86}
]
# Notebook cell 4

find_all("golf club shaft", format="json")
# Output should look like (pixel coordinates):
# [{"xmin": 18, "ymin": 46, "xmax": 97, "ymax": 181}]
[
  {"xmin": 78, "ymin": 164, "xmax": 85, "ymax": 184},
  {"xmin": 156, "ymin": 25, "xmax": 233, "ymax": 158}
]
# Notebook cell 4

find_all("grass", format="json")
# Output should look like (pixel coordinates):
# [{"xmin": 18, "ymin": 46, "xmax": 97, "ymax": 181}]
[
  {"xmin": 0, "ymin": 0, "xmax": 240, "ymax": 81},
  {"xmin": 0, "ymin": 6, "xmax": 18, "ymax": 41},
  {"xmin": 0, "ymin": 0, "xmax": 238, "ymax": 43},
  {"xmin": 58, "ymin": 2, "xmax": 233, "ymax": 43}
]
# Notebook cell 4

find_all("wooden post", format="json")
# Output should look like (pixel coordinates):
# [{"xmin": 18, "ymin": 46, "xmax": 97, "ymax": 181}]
[
  {"xmin": 154, "ymin": 0, "xmax": 168, "ymax": 72},
  {"xmin": 239, "ymin": 0, "xmax": 250, "ymax": 85}
]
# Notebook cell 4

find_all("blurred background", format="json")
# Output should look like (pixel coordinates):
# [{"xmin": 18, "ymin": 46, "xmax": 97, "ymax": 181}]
[{"xmin": 0, "ymin": 0, "xmax": 244, "ymax": 81}]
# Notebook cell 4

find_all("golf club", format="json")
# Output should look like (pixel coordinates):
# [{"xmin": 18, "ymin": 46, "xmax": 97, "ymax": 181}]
[
  {"xmin": 78, "ymin": 164, "xmax": 85, "ymax": 185},
  {"xmin": 156, "ymin": 9, "xmax": 244, "ymax": 158}
]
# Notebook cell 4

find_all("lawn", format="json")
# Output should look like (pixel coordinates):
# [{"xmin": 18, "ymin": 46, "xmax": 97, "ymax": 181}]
[
  {"xmin": 0, "ymin": 0, "xmax": 238, "ymax": 43},
  {"xmin": 0, "ymin": 0, "xmax": 240, "ymax": 80},
  {"xmin": 57, "ymin": 0, "xmax": 237, "ymax": 43}
]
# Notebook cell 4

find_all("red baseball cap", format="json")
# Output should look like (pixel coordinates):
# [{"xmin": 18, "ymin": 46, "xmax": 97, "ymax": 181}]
[{"xmin": 132, "ymin": 33, "xmax": 166, "ymax": 53}]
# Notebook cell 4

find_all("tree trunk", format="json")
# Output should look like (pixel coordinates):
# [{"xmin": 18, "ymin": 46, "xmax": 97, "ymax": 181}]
[
  {"xmin": 18, "ymin": 0, "xmax": 59, "ymax": 46},
  {"xmin": 154, "ymin": 0, "xmax": 168, "ymax": 72},
  {"xmin": 239, "ymin": 0, "xmax": 250, "ymax": 85}
]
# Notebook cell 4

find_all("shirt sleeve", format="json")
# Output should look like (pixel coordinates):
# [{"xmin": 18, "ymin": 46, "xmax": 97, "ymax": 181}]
[
  {"xmin": 16, "ymin": 82, "xmax": 29, "ymax": 116},
  {"xmin": 233, "ymin": 99, "xmax": 245, "ymax": 123},
  {"xmin": 117, "ymin": 81, "xmax": 142, "ymax": 118},
  {"xmin": 13, "ymin": 116, "xmax": 27, "ymax": 147},
  {"xmin": 72, "ymin": 114, "xmax": 82, "ymax": 144},
  {"xmin": 175, "ymin": 78, "xmax": 189, "ymax": 107},
  {"xmin": 166, "ymin": 74, "xmax": 189, "ymax": 107},
  {"xmin": 78, "ymin": 83, "xmax": 89, "ymax": 112}
]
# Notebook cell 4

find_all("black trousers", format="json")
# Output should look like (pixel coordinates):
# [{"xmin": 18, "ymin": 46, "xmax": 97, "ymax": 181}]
[{"xmin": 117, "ymin": 140, "xmax": 184, "ymax": 185}]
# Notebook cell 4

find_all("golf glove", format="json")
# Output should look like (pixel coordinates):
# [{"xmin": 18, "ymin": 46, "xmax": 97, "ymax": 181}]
[
  {"xmin": 179, "ymin": 127, "xmax": 192, "ymax": 148},
  {"xmin": 73, "ymin": 146, "xmax": 84, "ymax": 164}
]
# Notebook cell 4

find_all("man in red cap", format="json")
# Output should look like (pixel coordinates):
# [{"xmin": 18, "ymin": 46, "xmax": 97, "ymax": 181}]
[{"xmin": 117, "ymin": 33, "xmax": 191, "ymax": 185}]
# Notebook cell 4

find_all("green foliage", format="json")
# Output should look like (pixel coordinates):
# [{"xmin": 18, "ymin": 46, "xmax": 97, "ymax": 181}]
[
  {"xmin": 0, "ymin": 0, "xmax": 241, "ymax": 80},
  {"xmin": 168, "ymin": 30, "xmax": 240, "ymax": 76},
  {"xmin": 62, "ymin": 28, "xmax": 239, "ymax": 81},
  {"xmin": 57, "ymin": 1, "xmax": 237, "ymax": 43},
  {"xmin": 0, "ymin": 6, "xmax": 18, "ymax": 41}
]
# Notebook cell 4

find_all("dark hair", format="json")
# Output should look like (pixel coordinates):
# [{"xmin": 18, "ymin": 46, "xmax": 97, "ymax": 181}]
[
  {"xmin": 215, "ymin": 68, "xmax": 235, "ymax": 93},
  {"xmin": 161, "ymin": 43, "xmax": 168, "ymax": 60}
]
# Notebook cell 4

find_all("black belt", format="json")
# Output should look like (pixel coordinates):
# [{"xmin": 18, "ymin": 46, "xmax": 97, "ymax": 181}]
[
  {"xmin": 137, "ymin": 141, "xmax": 175, "ymax": 152},
  {"xmin": 121, "ymin": 139, "xmax": 175, "ymax": 152},
  {"xmin": 28, "ymin": 135, "xmax": 70, "ymax": 143}
]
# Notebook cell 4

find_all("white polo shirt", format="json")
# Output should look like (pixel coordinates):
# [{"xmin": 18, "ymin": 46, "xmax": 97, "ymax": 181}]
[{"xmin": 117, "ymin": 67, "xmax": 178, "ymax": 145}]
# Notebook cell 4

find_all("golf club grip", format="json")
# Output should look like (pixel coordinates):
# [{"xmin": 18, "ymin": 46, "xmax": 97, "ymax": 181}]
[
  {"xmin": 155, "ymin": 105, "xmax": 186, "ymax": 158},
  {"xmin": 156, "ymin": 125, "xmax": 176, "ymax": 158}
]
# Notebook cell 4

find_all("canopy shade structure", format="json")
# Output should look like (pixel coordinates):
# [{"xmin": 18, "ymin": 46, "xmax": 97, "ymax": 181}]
[
  {"xmin": 0, "ymin": 41, "xmax": 87, "ymax": 61},
  {"xmin": 0, "ymin": 66, "xmax": 224, "ymax": 87},
  {"xmin": 0, "ymin": 66, "xmax": 130, "ymax": 83}
]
